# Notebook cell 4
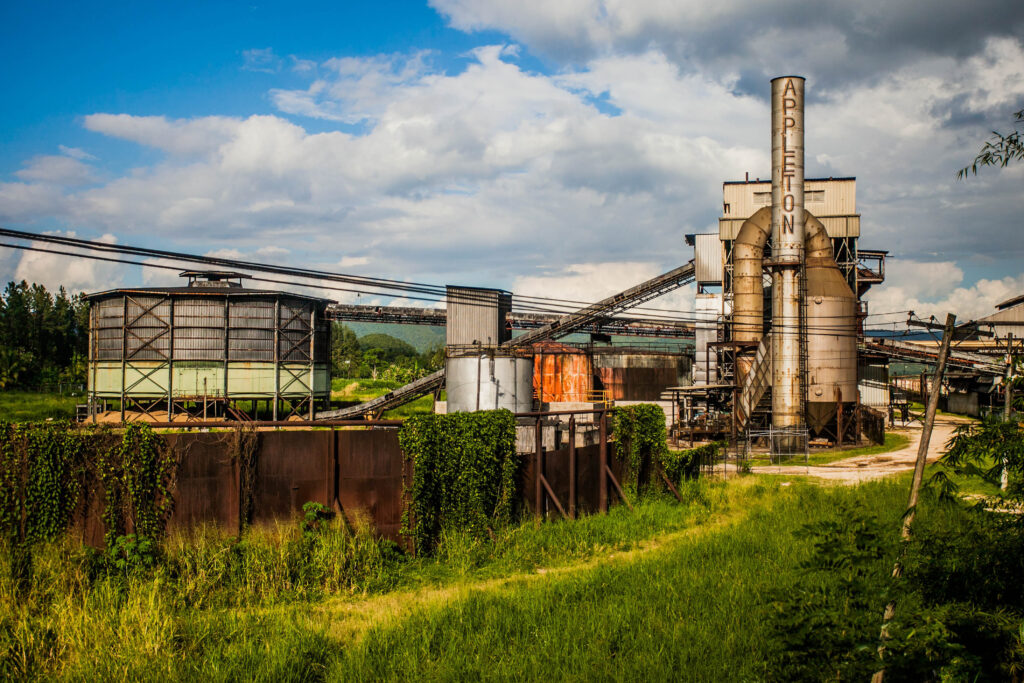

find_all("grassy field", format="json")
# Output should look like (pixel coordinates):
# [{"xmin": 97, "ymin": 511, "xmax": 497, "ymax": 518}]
[
  {"xmin": 330, "ymin": 377, "xmax": 439, "ymax": 418},
  {"xmin": 1, "ymin": 476, "xmax": 927, "ymax": 680},
  {"xmin": 0, "ymin": 391, "xmax": 80, "ymax": 421}
]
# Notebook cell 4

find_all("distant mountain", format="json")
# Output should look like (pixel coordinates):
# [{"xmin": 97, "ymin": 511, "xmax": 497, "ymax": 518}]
[{"xmin": 344, "ymin": 323, "xmax": 445, "ymax": 352}]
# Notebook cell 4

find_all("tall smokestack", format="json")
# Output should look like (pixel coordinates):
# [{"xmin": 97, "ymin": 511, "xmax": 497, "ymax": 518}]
[{"xmin": 770, "ymin": 75, "xmax": 806, "ymax": 439}]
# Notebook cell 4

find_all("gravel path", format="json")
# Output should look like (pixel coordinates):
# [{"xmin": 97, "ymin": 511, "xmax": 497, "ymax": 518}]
[{"xmin": 750, "ymin": 416, "xmax": 974, "ymax": 483}]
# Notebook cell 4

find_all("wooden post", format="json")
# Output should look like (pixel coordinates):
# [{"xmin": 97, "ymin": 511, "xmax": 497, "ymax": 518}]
[
  {"xmin": 568, "ymin": 416, "xmax": 577, "ymax": 519},
  {"xmin": 872, "ymin": 313, "xmax": 956, "ymax": 683},
  {"xmin": 1003, "ymin": 333, "xmax": 1014, "ymax": 489},
  {"xmin": 903, "ymin": 312, "xmax": 955, "ymax": 537},
  {"xmin": 836, "ymin": 386, "xmax": 844, "ymax": 446},
  {"xmin": 599, "ymin": 410, "xmax": 608, "ymax": 514},
  {"xmin": 534, "ymin": 417, "xmax": 543, "ymax": 518}
]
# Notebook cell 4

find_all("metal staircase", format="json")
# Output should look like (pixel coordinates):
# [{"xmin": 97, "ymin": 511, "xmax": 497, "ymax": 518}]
[{"xmin": 735, "ymin": 336, "xmax": 772, "ymax": 431}]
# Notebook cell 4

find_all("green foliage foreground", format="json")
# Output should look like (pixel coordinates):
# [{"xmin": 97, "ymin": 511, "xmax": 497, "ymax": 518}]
[
  {"xmin": 3, "ymin": 415, "xmax": 1024, "ymax": 680},
  {"xmin": 3, "ymin": 470, "xmax": 1023, "ymax": 681}
]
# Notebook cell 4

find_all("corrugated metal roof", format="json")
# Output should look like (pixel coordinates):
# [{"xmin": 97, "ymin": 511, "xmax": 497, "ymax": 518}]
[
  {"xmin": 996, "ymin": 293, "xmax": 1024, "ymax": 311},
  {"xmin": 85, "ymin": 286, "xmax": 332, "ymax": 304}
]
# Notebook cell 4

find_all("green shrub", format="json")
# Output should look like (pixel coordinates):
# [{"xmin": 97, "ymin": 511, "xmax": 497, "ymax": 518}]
[
  {"xmin": 614, "ymin": 404, "xmax": 721, "ymax": 494},
  {"xmin": 399, "ymin": 410, "xmax": 521, "ymax": 555}
]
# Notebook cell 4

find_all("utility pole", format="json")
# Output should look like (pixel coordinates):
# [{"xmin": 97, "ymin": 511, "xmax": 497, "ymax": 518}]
[
  {"xmin": 1006, "ymin": 333, "xmax": 1015, "ymax": 421},
  {"xmin": 1003, "ymin": 332, "xmax": 1014, "ymax": 489},
  {"xmin": 872, "ymin": 312, "xmax": 956, "ymax": 683}
]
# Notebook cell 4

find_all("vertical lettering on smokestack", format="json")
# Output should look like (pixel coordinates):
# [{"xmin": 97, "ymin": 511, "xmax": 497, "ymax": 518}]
[
  {"xmin": 772, "ymin": 76, "xmax": 804, "ymax": 260},
  {"xmin": 770, "ymin": 76, "xmax": 806, "ymax": 436}
]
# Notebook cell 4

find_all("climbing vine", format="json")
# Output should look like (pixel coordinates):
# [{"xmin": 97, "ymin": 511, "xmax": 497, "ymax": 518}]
[
  {"xmin": 0, "ymin": 421, "xmax": 177, "ymax": 554},
  {"xmin": 661, "ymin": 442, "xmax": 723, "ymax": 486},
  {"xmin": 613, "ymin": 404, "xmax": 670, "ymax": 495},
  {"xmin": 96, "ymin": 423, "xmax": 176, "ymax": 547},
  {"xmin": 613, "ymin": 405, "xmax": 722, "ymax": 494},
  {"xmin": 0, "ymin": 421, "xmax": 87, "ymax": 547},
  {"xmin": 399, "ymin": 409, "xmax": 520, "ymax": 555}
]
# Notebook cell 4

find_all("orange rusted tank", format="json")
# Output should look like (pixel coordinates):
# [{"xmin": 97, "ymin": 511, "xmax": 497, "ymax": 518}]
[{"xmin": 532, "ymin": 342, "xmax": 593, "ymax": 402}]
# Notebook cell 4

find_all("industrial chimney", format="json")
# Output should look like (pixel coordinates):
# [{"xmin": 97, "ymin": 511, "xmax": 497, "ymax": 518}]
[{"xmin": 770, "ymin": 76, "xmax": 806, "ymax": 444}]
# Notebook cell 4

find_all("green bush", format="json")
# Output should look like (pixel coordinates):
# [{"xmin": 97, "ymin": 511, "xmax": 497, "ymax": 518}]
[
  {"xmin": 613, "ymin": 404, "xmax": 721, "ymax": 494},
  {"xmin": 399, "ymin": 410, "xmax": 521, "ymax": 555}
]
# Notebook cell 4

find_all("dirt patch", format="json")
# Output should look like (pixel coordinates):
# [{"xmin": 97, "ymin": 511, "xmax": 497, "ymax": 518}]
[{"xmin": 752, "ymin": 416, "xmax": 975, "ymax": 484}]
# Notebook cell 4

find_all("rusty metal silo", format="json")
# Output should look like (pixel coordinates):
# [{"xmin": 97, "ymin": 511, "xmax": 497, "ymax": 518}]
[{"xmin": 532, "ymin": 342, "xmax": 593, "ymax": 403}]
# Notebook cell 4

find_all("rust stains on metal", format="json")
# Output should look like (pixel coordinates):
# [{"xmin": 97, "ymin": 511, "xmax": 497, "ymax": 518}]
[{"xmin": 532, "ymin": 341, "xmax": 593, "ymax": 402}]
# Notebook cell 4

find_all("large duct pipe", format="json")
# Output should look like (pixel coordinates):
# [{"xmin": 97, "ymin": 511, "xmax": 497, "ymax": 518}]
[
  {"xmin": 732, "ymin": 206, "xmax": 772, "ymax": 383},
  {"xmin": 804, "ymin": 213, "xmax": 858, "ymax": 434},
  {"xmin": 770, "ymin": 76, "xmax": 806, "ymax": 437}
]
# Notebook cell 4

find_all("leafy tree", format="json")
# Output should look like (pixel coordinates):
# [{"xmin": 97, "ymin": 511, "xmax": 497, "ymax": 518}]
[
  {"xmin": 357, "ymin": 333, "xmax": 418, "ymax": 362},
  {"xmin": 330, "ymin": 323, "xmax": 361, "ymax": 378},
  {"xmin": 0, "ymin": 281, "xmax": 88, "ymax": 388},
  {"xmin": 958, "ymin": 109, "xmax": 1024, "ymax": 178}
]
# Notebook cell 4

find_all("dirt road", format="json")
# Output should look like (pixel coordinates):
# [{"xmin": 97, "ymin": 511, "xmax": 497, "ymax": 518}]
[{"xmin": 751, "ymin": 416, "xmax": 973, "ymax": 483}]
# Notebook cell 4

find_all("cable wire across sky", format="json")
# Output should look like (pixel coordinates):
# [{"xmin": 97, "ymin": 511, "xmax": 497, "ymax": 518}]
[{"xmin": 0, "ymin": 225, "xmax": 913, "ymax": 330}]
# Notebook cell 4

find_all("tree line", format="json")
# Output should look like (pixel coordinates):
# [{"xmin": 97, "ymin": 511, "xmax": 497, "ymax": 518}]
[
  {"xmin": 330, "ymin": 323, "xmax": 444, "ymax": 383},
  {"xmin": 0, "ymin": 281, "xmax": 89, "ymax": 389}
]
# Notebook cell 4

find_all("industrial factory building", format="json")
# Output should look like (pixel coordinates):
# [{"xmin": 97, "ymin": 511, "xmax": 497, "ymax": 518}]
[
  {"xmin": 79, "ymin": 73, "xmax": 1008, "ymax": 458},
  {"xmin": 682, "ymin": 174, "xmax": 889, "ymax": 446},
  {"xmin": 87, "ymin": 271, "xmax": 331, "ymax": 421}
]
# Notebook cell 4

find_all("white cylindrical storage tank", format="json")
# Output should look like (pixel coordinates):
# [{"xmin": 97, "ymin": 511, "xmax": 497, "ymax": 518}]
[{"xmin": 446, "ymin": 355, "xmax": 534, "ymax": 413}]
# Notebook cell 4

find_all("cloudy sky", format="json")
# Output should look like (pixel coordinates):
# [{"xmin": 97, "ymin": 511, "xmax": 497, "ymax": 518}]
[{"xmin": 1, "ymin": 0, "xmax": 1022, "ymax": 322}]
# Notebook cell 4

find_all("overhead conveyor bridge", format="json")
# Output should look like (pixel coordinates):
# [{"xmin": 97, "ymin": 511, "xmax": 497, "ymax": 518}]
[
  {"xmin": 504, "ymin": 261, "xmax": 697, "ymax": 348},
  {"xmin": 861, "ymin": 337, "xmax": 1004, "ymax": 376},
  {"xmin": 325, "ymin": 304, "xmax": 695, "ymax": 338},
  {"xmin": 315, "ymin": 261, "xmax": 698, "ymax": 420}
]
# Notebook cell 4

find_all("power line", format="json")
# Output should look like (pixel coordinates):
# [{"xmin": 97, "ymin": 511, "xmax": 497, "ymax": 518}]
[{"xmin": 0, "ymin": 226, "xmax": 913, "ymax": 328}]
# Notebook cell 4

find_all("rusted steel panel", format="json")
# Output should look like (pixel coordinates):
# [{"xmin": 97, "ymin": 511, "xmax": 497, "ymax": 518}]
[
  {"xmin": 336, "ymin": 429, "xmax": 406, "ymax": 540},
  {"xmin": 251, "ymin": 430, "xmax": 332, "ymax": 524},
  {"xmin": 165, "ymin": 432, "xmax": 240, "ymax": 531},
  {"xmin": 521, "ymin": 442, "xmax": 624, "ymax": 516},
  {"xmin": 532, "ymin": 343, "xmax": 593, "ymax": 402}
]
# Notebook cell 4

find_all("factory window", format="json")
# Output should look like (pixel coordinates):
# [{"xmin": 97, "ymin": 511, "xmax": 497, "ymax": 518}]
[
  {"xmin": 754, "ymin": 191, "xmax": 771, "ymax": 206},
  {"xmin": 806, "ymin": 190, "xmax": 825, "ymax": 203},
  {"xmin": 723, "ymin": 202, "xmax": 730, "ymax": 214}
]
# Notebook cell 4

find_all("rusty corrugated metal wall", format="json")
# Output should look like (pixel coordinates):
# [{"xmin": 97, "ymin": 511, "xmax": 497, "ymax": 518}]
[
  {"xmin": 532, "ymin": 343, "xmax": 593, "ymax": 402},
  {"xmin": 594, "ymin": 353, "xmax": 685, "ymax": 400}
]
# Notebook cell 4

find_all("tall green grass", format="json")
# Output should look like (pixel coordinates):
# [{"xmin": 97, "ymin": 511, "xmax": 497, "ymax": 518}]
[
  {"xmin": 0, "ymin": 478, "xmax": 926, "ymax": 681},
  {"xmin": 333, "ymin": 479, "xmax": 909, "ymax": 681}
]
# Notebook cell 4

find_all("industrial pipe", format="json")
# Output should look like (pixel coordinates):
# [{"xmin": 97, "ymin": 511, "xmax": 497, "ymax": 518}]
[{"xmin": 732, "ymin": 206, "xmax": 772, "ymax": 383}]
